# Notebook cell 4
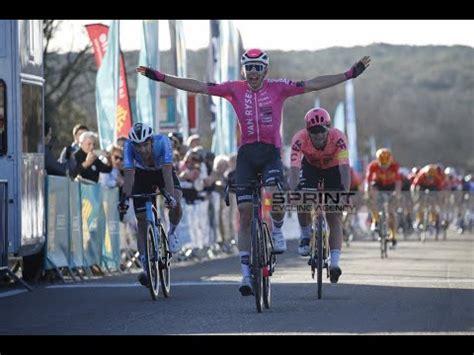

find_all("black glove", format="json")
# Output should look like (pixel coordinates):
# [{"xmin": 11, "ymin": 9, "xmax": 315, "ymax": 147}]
[
  {"xmin": 117, "ymin": 195, "xmax": 129, "ymax": 214},
  {"xmin": 144, "ymin": 67, "xmax": 165, "ymax": 82},
  {"xmin": 345, "ymin": 60, "xmax": 367, "ymax": 79}
]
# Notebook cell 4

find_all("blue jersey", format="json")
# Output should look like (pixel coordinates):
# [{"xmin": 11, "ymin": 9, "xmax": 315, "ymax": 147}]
[{"xmin": 123, "ymin": 134, "xmax": 173, "ymax": 171}]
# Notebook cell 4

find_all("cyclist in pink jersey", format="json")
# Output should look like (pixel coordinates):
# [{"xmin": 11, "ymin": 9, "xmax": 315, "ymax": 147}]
[
  {"xmin": 289, "ymin": 107, "xmax": 351, "ymax": 283},
  {"xmin": 137, "ymin": 48, "xmax": 370, "ymax": 295}
]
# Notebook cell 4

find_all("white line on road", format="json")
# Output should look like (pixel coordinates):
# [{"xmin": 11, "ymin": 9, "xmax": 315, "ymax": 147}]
[
  {"xmin": 0, "ymin": 290, "xmax": 28, "ymax": 298},
  {"xmin": 44, "ymin": 278, "xmax": 474, "ymax": 289},
  {"xmin": 46, "ymin": 281, "xmax": 240, "ymax": 289}
]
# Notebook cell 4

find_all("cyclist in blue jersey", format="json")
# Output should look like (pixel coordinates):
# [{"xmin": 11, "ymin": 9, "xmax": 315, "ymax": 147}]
[{"xmin": 119, "ymin": 123, "xmax": 183, "ymax": 287}]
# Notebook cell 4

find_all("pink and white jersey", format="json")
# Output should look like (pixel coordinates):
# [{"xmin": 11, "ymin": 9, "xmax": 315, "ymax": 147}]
[
  {"xmin": 290, "ymin": 128, "xmax": 349, "ymax": 169},
  {"xmin": 207, "ymin": 79, "xmax": 305, "ymax": 148}
]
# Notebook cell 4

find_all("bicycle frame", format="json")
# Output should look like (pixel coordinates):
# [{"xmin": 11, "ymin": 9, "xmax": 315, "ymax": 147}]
[
  {"xmin": 376, "ymin": 191, "xmax": 391, "ymax": 259},
  {"xmin": 225, "ymin": 177, "xmax": 281, "ymax": 312},
  {"xmin": 145, "ymin": 199, "xmax": 159, "ymax": 254},
  {"xmin": 301, "ymin": 187, "xmax": 330, "ymax": 299},
  {"xmin": 130, "ymin": 189, "xmax": 172, "ymax": 300}
]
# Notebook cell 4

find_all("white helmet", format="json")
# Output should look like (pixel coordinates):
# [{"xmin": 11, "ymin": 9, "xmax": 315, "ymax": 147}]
[
  {"xmin": 128, "ymin": 122, "xmax": 153, "ymax": 143},
  {"xmin": 444, "ymin": 166, "xmax": 457, "ymax": 177},
  {"xmin": 241, "ymin": 48, "xmax": 269, "ymax": 66}
]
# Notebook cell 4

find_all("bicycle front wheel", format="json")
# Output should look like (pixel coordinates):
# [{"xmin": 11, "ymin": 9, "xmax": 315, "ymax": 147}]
[
  {"xmin": 261, "ymin": 222, "xmax": 272, "ymax": 309},
  {"xmin": 316, "ymin": 216, "xmax": 324, "ymax": 300},
  {"xmin": 379, "ymin": 213, "xmax": 388, "ymax": 259},
  {"xmin": 146, "ymin": 222, "xmax": 160, "ymax": 300},
  {"xmin": 251, "ymin": 219, "xmax": 264, "ymax": 313},
  {"xmin": 158, "ymin": 224, "xmax": 171, "ymax": 297}
]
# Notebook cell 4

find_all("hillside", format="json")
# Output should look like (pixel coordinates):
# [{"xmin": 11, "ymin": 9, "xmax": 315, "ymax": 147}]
[{"xmin": 46, "ymin": 43, "xmax": 474, "ymax": 170}]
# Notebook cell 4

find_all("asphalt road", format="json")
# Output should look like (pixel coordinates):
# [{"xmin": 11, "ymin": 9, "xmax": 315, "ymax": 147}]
[{"xmin": 0, "ymin": 232, "xmax": 473, "ymax": 335}]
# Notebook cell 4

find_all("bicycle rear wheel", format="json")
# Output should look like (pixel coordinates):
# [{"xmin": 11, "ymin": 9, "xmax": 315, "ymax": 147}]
[
  {"xmin": 158, "ymin": 224, "xmax": 171, "ymax": 297},
  {"xmin": 420, "ymin": 210, "xmax": 428, "ymax": 243},
  {"xmin": 316, "ymin": 215, "xmax": 324, "ymax": 299},
  {"xmin": 251, "ymin": 219, "xmax": 264, "ymax": 313},
  {"xmin": 145, "ymin": 222, "xmax": 159, "ymax": 300},
  {"xmin": 379, "ymin": 213, "xmax": 388, "ymax": 259},
  {"xmin": 261, "ymin": 222, "xmax": 272, "ymax": 309}
]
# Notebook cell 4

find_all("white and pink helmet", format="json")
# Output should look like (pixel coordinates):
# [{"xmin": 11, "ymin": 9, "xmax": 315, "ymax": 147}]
[
  {"xmin": 241, "ymin": 48, "xmax": 269, "ymax": 66},
  {"xmin": 304, "ymin": 108, "xmax": 331, "ymax": 130}
]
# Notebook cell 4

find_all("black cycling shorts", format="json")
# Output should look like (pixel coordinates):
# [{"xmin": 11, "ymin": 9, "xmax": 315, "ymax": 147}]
[
  {"xmin": 235, "ymin": 142, "xmax": 284, "ymax": 204},
  {"xmin": 132, "ymin": 168, "xmax": 181, "ymax": 213},
  {"xmin": 297, "ymin": 158, "xmax": 344, "ymax": 191}
]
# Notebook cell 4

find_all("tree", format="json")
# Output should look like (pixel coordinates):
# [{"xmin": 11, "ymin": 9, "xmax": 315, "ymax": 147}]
[{"xmin": 43, "ymin": 20, "xmax": 97, "ymax": 156}]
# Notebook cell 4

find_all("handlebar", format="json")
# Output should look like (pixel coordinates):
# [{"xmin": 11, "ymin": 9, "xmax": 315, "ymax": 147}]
[
  {"xmin": 129, "ymin": 187, "xmax": 173, "ymax": 205},
  {"xmin": 224, "ymin": 178, "xmax": 284, "ymax": 207}
]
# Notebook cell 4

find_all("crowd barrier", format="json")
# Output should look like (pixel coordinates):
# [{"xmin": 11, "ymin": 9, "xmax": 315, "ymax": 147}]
[{"xmin": 45, "ymin": 176, "xmax": 121, "ymax": 274}]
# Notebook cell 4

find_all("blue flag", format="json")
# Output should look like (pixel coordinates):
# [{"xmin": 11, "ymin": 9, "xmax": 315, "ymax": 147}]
[
  {"xmin": 314, "ymin": 96, "xmax": 320, "ymax": 108},
  {"xmin": 211, "ymin": 20, "xmax": 240, "ymax": 156},
  {"xmin": 345, "ymin": 80, "xmax": 360, "ymax": 172},
  {"xmin": 95, "ymin": 20, "xmax": 119, "ymax": 149},
  {"xmin": 136, "ymin": 20, "xmax": 160, "ymax": 130},
  {"xmin": 333, "ymin": 101, "xmax": 345, "ymax": 133},
  {"xmin": 170, "ymin": 20, "xmax": 188, "ymax": 141},
  {"xmin": 209, "ymin": 20, "xmax": 222, "ymax": 154}
]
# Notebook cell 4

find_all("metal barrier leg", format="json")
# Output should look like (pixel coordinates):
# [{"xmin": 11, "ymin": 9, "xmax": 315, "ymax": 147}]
[
  {"xmin": 102, "ymin": 259, "xmax": 113, "ymax": 275},
  {"xmin": 0, "ymin": 266, "xmax": 33, "ymax": 291},
  {"xmin": 45, "ymin": 257, "xmax": 65, "ymax": 283},
  {"xmin": 73, "ymin": 267, "xmax": 85, "ymax": 281},
  {"xmin": 65, "ymin": 267, "xmax": 77, "ymax": 282},
  {"xmin": 81, "ymin": 266, "xmax": 93, "ymax": 279}
]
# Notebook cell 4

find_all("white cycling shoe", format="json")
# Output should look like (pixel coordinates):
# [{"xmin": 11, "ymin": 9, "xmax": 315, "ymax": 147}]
[
  {"xmin": 298, "ymin": 237, "xmax": 310, "ymax": 256},
  {"xmin": 271, "ymin": 229, "xmax": 287, "ymax": 254}
]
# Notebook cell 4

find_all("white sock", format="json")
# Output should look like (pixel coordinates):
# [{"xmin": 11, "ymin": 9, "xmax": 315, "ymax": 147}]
[
  {"xmin": 300, "ymin": 225, "xmax": 312, "ymax": 239},
  {"xmin": 239, "ymin": 251, "xmax": 251, "ymax": 278},
  {"xmin": 272, "ymin": 217, "xmax": 284, "ymax": 231},
  {"xmin": 330, "ymin": 249, "xmax": 341, "ymax": 267}
]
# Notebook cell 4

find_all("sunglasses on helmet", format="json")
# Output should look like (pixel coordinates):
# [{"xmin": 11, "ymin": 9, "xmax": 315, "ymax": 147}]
[{"xmin": 244, "ymin": 63, "xmax": 265, "ymax": 72}]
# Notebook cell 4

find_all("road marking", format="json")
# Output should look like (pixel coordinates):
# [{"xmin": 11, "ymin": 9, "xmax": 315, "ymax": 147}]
[
  {"xmin": 272, "ymin": 279, "xmax": 474, "ymax": 285},
  {"xmin": 44, "ymin": 278, "xmax": 474, "ymax": 289},
  {"xmin": 46, "ymin": 281, "xmax": 240, "ymax": 289},
  {"xmin": 0, "ymin": 290, "xmax": 28, "ymax": 298},
  {"xmin": 185, "ymin": 331, "xmax": 474, "ymax": 335}
]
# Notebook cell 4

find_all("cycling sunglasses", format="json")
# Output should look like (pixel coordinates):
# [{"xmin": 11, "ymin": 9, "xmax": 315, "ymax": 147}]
[
  {"xmin": 308, "ymin": 125, "xmax": 329, "ymax": 134},
  {"xmin": 132, "ymin": 138, "xmax": 152, "ymax": 147},
  {"xmin": 244, "ymin": 63, "xmax": 265, "ymax": 72}
]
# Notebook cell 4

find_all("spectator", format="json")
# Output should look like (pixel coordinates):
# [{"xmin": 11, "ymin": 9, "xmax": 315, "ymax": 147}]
[
  {"xmin": 209, "ymin": 155, "xmax": 231, "ymax": 248},
  {"xmin": 116, "ymin": 136, "xmax": 127, "ymax": 149},
  {"xmin": 186, "ymin": 134, "xmax": 201, "ymax": 150},
  {"xmin": 59, "ymin": 124, "xmax": 89, "ymax": 163},
  {"xmin": 99, "ymin": 144, "xmax": 124, "ymax": 190},
  {"xmin": 44, "ymin": 121, "xmax": 76, "ymax": 177},
  {"xmin": 178, "ymin": 149, "xmax": 209, "ymax": 250},
  {"xmin": 71, "ymin": 131, "xmax": 112, "ymax": 183}
]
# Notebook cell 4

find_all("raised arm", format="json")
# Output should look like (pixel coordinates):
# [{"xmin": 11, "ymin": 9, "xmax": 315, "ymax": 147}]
[
  {"xmin": 136, "ymin": 66, "xmax": 209, "ymax": 94},
  {"xmin": 303, "ymin": 56, "xmax": 371, "ymax": 93}
]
